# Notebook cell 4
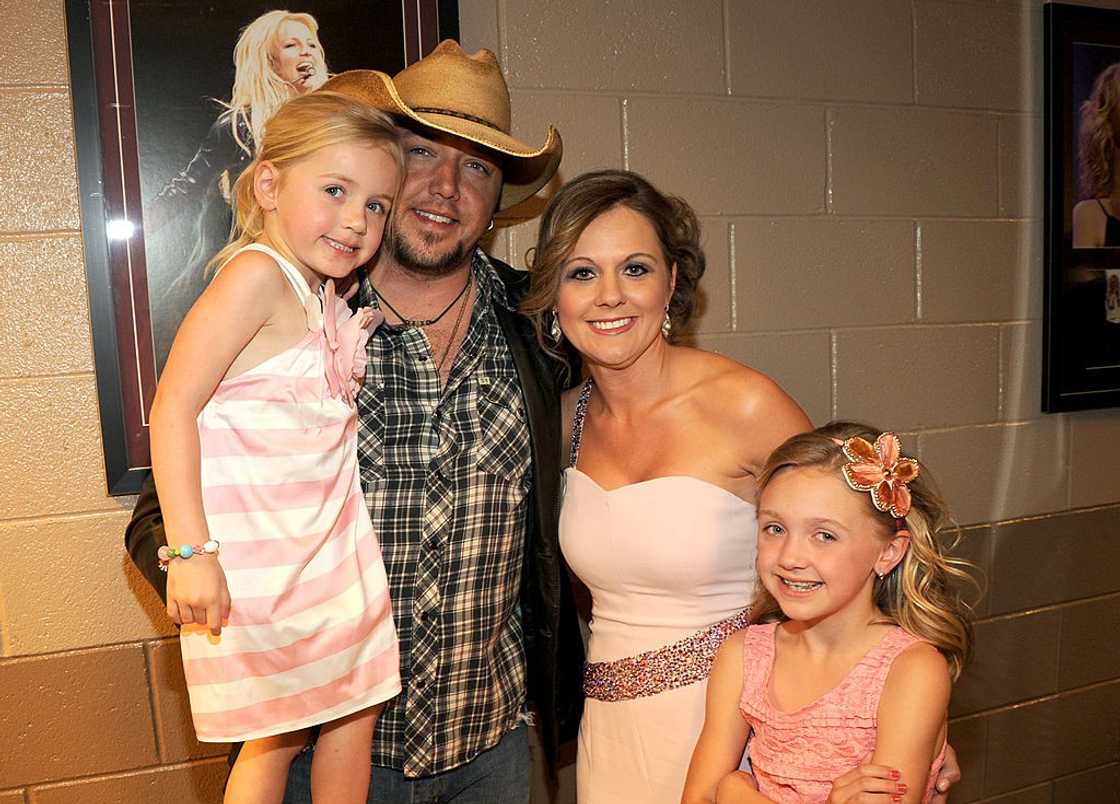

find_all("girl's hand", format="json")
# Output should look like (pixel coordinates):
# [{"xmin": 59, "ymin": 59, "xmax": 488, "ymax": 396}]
[
  {"xmin": 166, "ymin": 557, "xmax": 231, "ymax": 636},
  {"xmin": 715, "ymin": 770, "xmax": 759, "ymax": 802},
  {"xmin": 827, "ymin": 764, "xmax": 905, "ymax": 803}
]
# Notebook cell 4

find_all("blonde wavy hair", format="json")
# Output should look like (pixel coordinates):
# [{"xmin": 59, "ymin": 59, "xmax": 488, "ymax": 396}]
[
  {"xmin": 207, "ymin": 91, "xmax": 403, "ymax": 274},
  {"xmin": 224, "ymin": 10, "xmax": 328, "ymax": 156},
  {"xmin": 752, "ymin": 421, "xmax": 976, "ymax": 681},
  {"xmin": 1079, "ymin": 63, "xmax": 1120, "ymax": 199}
]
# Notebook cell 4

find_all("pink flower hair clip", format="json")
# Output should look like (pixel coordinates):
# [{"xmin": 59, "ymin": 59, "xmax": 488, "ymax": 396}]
[{"xmin": 838, "ymin": 433, "xmax": 919, "ymax": 520}]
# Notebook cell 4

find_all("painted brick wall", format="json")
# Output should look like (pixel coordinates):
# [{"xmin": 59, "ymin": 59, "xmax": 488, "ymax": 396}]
[{"xmin": 0, "ymin": 1, "xmax": 1117, "ymax": 802}]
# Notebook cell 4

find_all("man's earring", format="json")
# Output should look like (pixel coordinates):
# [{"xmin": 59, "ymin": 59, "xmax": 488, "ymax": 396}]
[
  {"xmin": 549, "ymin": 308, "xmax": 563, "ymax": 343},
  {"xmin": 487, "ymin": 219, "xmax": 495, "ymax": 232}
]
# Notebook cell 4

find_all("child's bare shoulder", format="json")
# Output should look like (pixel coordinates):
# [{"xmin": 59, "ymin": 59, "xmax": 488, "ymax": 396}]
[
  {"xmin": 210, "ymin": 249, "xmax": 289, "ymax": 294},
  {"xmin": 883, "ymin": 639, "xmax": 950, "ymax": 704}
]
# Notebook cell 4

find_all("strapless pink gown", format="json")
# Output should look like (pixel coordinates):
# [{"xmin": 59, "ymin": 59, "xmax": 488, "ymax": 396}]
[{"xmin": 560, "ymin": 468, "xmax": 757, "ymax": 803}]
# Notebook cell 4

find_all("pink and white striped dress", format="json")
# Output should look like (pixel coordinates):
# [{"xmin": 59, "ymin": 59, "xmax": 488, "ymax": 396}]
[{"xmin": 180, "ymin": 243, "xmax": 400, "ymax": 743}]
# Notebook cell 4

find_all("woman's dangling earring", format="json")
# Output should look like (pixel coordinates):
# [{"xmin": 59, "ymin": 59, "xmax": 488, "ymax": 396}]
[
  {"xmin": 549, "ymin": 308, "xmax": 563, "ymax": 343},
  {"xmin": 661, "ymin": 304, "xmax": 672, "ymax": 338}
]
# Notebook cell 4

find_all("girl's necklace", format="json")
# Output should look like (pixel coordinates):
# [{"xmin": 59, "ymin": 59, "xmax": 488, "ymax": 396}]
[
  {"xmin": 436, "ymin": 277, "xmax": 472, "ymax": 376},
  {"xmin": 371, "ymin": 273, "xmax": 471, "ymax": 327}
]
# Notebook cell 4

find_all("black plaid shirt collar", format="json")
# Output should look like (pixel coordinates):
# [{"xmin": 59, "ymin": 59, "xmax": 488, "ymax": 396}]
[{"xmin": 356, "ymin": 250, "xmax": 532, "ymax": 776}]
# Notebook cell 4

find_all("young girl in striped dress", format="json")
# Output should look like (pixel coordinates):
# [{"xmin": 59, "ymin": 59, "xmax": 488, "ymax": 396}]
[{"xmin": 150, "ymin": 90, "xmax": 403, "ymax": 803}]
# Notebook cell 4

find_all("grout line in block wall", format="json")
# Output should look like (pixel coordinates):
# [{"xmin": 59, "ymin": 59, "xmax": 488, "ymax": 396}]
[
  {"xmin": 142, "ymin": 641, "xmax": 166, "ymax": 762},
  {"xmin": 910, "ymin": 0, "xmax": 919, "ymax": 106},
  {"xmin": 621, "ymin": 98, "xmax": 630, "ymax": 170},
  {"xmin": 971, "ymin": 591, "xmax": 1120, "ymax": 626},
  {"xmin": 1064, "ymin": 414, "xmax": 1074, "ymax": 511},
  {"xmin": 0, "ymin": 508, "xmax": 138, "ymax": 527},
  {"xmin": 498, "ymin": 85, "xmax": 1035, "ymax": 118},
  {"xmin": 495, "ymin": 0, "xmax": 508, "ymax": 66},
  {"xmin": 914, "ymin": 221, "xmax": 923, "ymax": 320},
  {"xmin": 624, "ymin": 214, "xmax": 1038, "ymax": 224},
  {"xmin": 0, "ymin": 371, "xmax": 97, "ymax": 387},
  {"xmin": 721, "ymin": 0, "xmax": 732, "ymax": 96},
  {"xmin": 829, "ymin": 331, "xmax": 839, "ymax": 420},
  {"xmin": 996, "ymin": 325, "xmax": 1006, "ymax": 421},
  {"xmin": 23, "ymin": 756, "xmax": 230, "ymax": 793},
  {"xmin": 945, "ymin": 676, "xmax": 1120, "ymax": 723},
  {"xmin": 0, "ymin": 585, "xmax": 10, "ymax": 658},
  {"xmin": 825, "ymin": 109, "xmax": 834, "ymax": 214},
  {"xmin": 728, "ymin": 223, "xmax": 737, "ymax": 331},
  {"xmin": 0, "ymin": 229, "xmax": 82, "ymax": 240},
  {"xmin": 0, "ymin": 83, "xmax": 69, "ymax": 93}
]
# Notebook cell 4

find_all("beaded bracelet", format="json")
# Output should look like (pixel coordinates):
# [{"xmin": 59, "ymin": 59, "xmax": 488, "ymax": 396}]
[{"xmin": 158, "ymin": 540, "xmax": 220, "ymax": 572}]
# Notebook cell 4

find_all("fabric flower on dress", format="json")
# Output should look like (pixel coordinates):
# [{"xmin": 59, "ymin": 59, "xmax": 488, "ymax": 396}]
[
  {"xmin": 839, "ymin": 433, "xmax": 919, "ymax": 519},
  {"xmin": 320, "ymin": 279, "xmax": 384, "ymax": 405}
]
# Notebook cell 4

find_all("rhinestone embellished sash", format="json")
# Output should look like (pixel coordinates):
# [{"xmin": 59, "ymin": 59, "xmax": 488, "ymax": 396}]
[{"xmin": 582, "ymin": 607, "xmax": 751, "ymax": 702}]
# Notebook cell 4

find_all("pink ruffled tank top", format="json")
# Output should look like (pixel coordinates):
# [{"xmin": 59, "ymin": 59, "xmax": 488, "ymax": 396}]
[{"xmin": 739, "ymin": 623, "xmax": 947, "ymax": 803}]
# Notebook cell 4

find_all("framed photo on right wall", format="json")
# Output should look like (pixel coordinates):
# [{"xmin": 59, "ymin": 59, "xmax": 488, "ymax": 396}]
[{"xmin": 1044, "ymin": 2, "xmax": 1120, "ymax": 411}]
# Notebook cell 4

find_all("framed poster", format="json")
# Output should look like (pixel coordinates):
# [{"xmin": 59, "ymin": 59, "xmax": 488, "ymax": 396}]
[
  {"xmin": 1044, "ymin": 2, "xmax": 1120, "ymax": 412},
  {"xmin": 67, "ymin": 0, "xmax": 459, "ymax": 493}
]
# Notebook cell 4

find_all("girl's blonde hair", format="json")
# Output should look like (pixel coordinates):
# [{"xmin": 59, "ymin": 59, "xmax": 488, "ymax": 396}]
[
  {"xmin": 225, "ymin": 10, "xmax": 327, "ymax": 155},
  {"xmin": 207, "ymin": 91, "xmax": 403, "ymax": 274},
  {"xmin": 1079, "ymin": 63, "xmax": 1120, "ymax": 199},
  {"xmin": 752, "ymin": 421, "xmax": 976, "ymax": 681}
]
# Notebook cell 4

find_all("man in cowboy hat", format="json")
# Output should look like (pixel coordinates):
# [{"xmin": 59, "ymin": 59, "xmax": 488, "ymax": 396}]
[{"xmin": 125, "ymin": 40, "xmax": 583, "ymax": 802}]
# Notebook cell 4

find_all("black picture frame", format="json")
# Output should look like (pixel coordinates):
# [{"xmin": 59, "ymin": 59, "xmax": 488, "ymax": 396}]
[
  {"xmin": 1043, "ymin": 2, "xmax": 1120, "ymax": 412},
  {"xmin": 66, "ymin": 0, "xmax": 460, "ymax": 494}
]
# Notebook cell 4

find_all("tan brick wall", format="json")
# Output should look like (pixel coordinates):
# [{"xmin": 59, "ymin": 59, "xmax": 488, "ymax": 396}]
[{"xmin": 0, "ymin": 1, "xmax": 1116, "ymax": 802}]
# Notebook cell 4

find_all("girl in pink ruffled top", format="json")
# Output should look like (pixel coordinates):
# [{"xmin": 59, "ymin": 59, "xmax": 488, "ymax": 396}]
[
  {"xmin": 683, "ymin": 422, "xmax": 974, "ymax": 804},
  {"xmin": 150, "ymin": 91, "xmax": 404, "ymax": 803}
]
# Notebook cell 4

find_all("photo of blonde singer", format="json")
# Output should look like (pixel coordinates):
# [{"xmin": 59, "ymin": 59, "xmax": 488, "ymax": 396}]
[{"xmin": 146, "ymin": 9, "xmax": 331, "ymax": 369}]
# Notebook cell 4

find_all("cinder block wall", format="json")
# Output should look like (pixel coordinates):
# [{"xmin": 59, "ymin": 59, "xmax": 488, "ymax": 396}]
[{"xmin": 1, "ymin": 1, "xmax": 1117, "ymax": 802}]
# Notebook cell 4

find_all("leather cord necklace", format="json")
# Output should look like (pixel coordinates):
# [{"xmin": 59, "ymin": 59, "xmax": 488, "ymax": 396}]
[
  {"xmin": 436, "ymin": 277, "xmax": 472, "ymax": 376},
  {"xmin": 371, "ymin": 273, "xmax": 471, "ymax": 327}
]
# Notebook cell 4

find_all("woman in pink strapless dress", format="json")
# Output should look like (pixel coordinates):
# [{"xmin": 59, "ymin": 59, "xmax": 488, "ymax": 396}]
[
  {"xmin": 520, "ymin": 171, "xmax": 810, "ymax": 803},
  {"xmin": 561, "ymin": 378, "xmax": 766, "ymax": 803}
]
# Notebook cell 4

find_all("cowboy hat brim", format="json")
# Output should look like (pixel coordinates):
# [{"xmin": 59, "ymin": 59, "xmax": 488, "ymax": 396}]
[{"xmin": 321, "ymin": 70, "xmax": 561, "ymax": 211}]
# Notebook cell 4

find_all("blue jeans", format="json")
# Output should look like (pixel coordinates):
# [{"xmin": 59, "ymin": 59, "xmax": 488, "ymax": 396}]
[{"xmin": 282, "ymin": 725, "xmax": 531, "ymax": 803}]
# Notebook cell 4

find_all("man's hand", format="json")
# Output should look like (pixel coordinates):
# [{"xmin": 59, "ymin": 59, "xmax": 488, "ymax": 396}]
[
  {"xmin": 931, "ymin": 743, "xmax": 961, "ymax": 803},
  {"xmin": 828, "ymin": 764, "xmax": 905, "ymax": 803},
  {"xmin": 166, "ymin": 557, "xmax": 231, "ymax": 636}
]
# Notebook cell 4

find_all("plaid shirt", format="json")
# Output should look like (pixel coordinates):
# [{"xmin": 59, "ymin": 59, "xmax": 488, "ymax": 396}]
[{"xmin": 356, "ymin": 250, "xmax": 532, "ymax": 777}]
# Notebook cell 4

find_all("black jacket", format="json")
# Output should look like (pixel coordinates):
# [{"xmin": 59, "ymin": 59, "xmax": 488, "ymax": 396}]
[{"xmin": 124, "ymin": 256, "xmax": 585, "ymax": 768}]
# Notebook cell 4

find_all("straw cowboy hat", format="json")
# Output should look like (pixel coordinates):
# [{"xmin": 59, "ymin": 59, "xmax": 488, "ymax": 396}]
[{"xmin": 321, "ymin": 40, "xmax": 561, "ymax": 211}]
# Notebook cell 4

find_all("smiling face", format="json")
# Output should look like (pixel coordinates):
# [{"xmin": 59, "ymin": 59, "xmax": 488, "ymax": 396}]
[
  {"xmin": 554, "ymin": 204, "xmax": 675, "ymax": 371},
  {"xmin": 756, "ymin": 467, "xmax": 907, "ymax": 628},
  {"xmin": 270, "ymin": 19, "xmax": 326, "ymax": 93},
  {"xmin": 256, "ymin": 141, "xmax": 400, "ymax": 286},
  {"xmin": 384, "ymin": 128, "xmax": 503, "ymax": 277}
]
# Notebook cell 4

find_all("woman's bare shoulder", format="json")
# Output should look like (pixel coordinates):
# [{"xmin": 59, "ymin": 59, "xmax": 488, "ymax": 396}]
[{"xmin": 684, "ymin": 348, "xmax": 807, "ymax": 425}]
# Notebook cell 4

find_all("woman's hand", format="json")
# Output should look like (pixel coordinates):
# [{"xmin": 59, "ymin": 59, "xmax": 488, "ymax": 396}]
[
  {"xmin": 827, "ymin": 764, "xmax": 905, "ymax": 804},
  {"xmin": 167, "ymin": 557, "xmax": 231, "ymax": 636}
]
